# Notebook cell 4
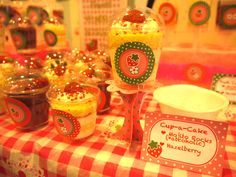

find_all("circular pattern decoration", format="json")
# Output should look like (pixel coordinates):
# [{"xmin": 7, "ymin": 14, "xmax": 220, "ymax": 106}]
[
  {"xmin": 0, "ymin": 8, "xmax": 10, "ymax": 26},
  {"xmin": 44, "ymin": 30, "xmax": 58, "ymax": 46},
  {"xmin": 189, "ymin": 1, "xmax": 211, "ymax": 26},
  {"xmin": 27, "ymin": 9, "xmax": 42, "ymax": 25},
  {"xmin": 159, "ymin": 2, "xmax": 177, "ymax": 24},
  {"xmin": 5, "ymin": 97, "xmax": 31, "ymax": 127},
  {"xmin": 115, "ymin": 42, "xmax": 155, "ymax": 85},
  {"xmin": 51, "ymin": 109, "xmax": 80, "ymax": 140},
  {"xmin": 221, "ymin": 5, "xmax": 236, "ymax": 29},
  {"xmin": 97, "ymin": 89, "xmax": 107, "ymax": 112},
  {"xmin": 184, "ymin": 63, "xmax": 205, "ymax": 82},
  {"xmin": 11, "ymin": 31, "xmax": 27, "ymax": 49}
]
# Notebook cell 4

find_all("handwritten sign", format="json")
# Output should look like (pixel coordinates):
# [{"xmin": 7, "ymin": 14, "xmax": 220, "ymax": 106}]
[
  {"xmin": 141, "ymin": 112, "xmax": 228, "ymax": 176},
  {"xmin": 212, "ymin": 73, "xmax": 236, "ymax": 104},
  {"xmin": 81, "ymin": 0, "xmax": 126, "ymax": 50}
]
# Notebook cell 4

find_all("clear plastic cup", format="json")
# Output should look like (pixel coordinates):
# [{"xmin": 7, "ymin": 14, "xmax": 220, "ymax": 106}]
[
  {"xmin": 8, "ymin": 17, "xmax": 37, "ymax": 53},
  {"xmin": 47, "ymin": 82, "xmax": 100, "ymax": 141},
  {"xmin": 0, "ymin": 92, "xmax": 5, "ymax": 115},
  {"xmin": 78, "ymin": 65, "xmax": 112, "ymax": 114},
  {"xmin": 0, "ymin": 55, "xmax": 15, "ymax": 115},
  {"xmin": 108, "ymin": 7, "xmax": 164, "ymax": 90}
]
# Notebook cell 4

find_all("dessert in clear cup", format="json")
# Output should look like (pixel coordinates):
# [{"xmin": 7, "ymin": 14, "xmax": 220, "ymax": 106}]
[
  {"xmin": 2, "ymin": 70, "xmax": 50, "ymax": 131},
  {"xmin": 79, "ymin": 62, "xmax": 112, "ymax": 114},
  {"xmin": 8, "ymin": 17, "xmax": 37, "ymax": 52},
  {"xmin": 0, "ymin": 55, "xmax": 15, "ymax": 85},
  {"xmin": 91, "ymin": 49, "xmax": 111, "ymax": 67},
  {"xmin": 47, "ymin": 82, "xmax": 100, "ymax": 141},
  {"xmin": 43, "ymin": 18, "xmax": 67, "ymax": 50},
  {"xmin": 44, "ymin": 55, "xmax": 73, "ymax": 85},
  {"xmin": 27, "ymin": 5, "xmax": 49, "ymax": 26},
  {"xmin": 108, "ymin": 8, "xmax": 164, "ymax": 90},
  {"xmin": 0, "ymin": 55, "xmax": 15, "ymax": 115},
  {"xmin": 0, "ymin": 5, "xmax": 20, "ymax": 26}
]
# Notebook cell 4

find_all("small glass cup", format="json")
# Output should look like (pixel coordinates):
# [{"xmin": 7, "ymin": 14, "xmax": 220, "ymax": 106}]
[
  {"xmin": 47, "ymin": 82, "xmax": 100, "ymax": 141},
  {"xmin": 2, "ymin": 70, "xmax": 50, "ymax": 131}
]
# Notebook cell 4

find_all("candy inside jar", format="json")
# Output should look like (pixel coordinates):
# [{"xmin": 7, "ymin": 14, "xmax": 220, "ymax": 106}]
[{"xmin": 2, "ymin": 70, "xmax": 50, "ymax": 131}]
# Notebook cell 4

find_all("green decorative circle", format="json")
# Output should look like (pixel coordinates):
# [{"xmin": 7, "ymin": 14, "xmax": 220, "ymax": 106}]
[
  {"xmin": 11, "ymin": 31, "xmax": 27, "ymax": 50},
  {"xmin": 27, "ymin": 8, "xmax": 42, "ymax": 25},
  {"xmin": 219, "ymin": 5, "xmax": 236, "ymax": 29},
  {"xmin": 114, "ymin": 41, "xmax": 155, "ymax": 85},
  {"xmin": 0, "ymin": 8, "xmax": 10, "ymax": 26},
  {"xmin": 44, "ymin": 30, "xmax": 58, "ymax": 46},
  {"xmin": 189, "ymin": 1, "xmax": 211, "ymax": 26}
]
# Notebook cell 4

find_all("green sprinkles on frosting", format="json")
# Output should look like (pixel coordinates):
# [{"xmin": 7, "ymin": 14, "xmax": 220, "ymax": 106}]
[{"xmin": 115, "ymin": 41, "xmax": 155, "ymax": 85}]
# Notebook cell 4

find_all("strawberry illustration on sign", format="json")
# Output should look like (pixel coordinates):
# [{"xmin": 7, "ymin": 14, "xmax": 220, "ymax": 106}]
[
  {"xmin": 127, "ymin": 53, "xmax": 139, "ymax": 66},
  {"xmin": 147, "ymin": 140, "xmax": 163, "ymax": 158}
]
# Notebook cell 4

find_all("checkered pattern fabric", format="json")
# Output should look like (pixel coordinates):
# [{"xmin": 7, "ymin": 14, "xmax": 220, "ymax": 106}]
[{"xmin": 0, "ymin": 93, "xmax": 235, "ymax": 177}]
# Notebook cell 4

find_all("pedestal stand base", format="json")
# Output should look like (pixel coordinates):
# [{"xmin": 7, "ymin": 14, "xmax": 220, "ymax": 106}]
[{"xmin": 107, "ymin": 80, "xmax": 162, "ymax": 144}]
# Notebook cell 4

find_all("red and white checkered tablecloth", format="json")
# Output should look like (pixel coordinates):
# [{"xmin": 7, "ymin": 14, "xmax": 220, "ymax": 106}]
[{"xmin": 0, "ymin": 93, "xmax": 235, "ymax": 177}]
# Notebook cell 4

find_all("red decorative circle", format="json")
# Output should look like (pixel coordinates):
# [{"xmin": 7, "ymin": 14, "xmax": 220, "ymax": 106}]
[
  {"xmin": 0, "ymin": 11, "xmax": 7, "ymax": 24},
  {"xmin": 5, "ymin": 97, "xmax": 31, "ymax": 127},
  {"xmin": 184, "ymin": 63, "xmax": 205, "ymax": 82},
  {"xmin": 189, "ymin": 2, "xmax": 210, "ymax": 25},
  {"xmin": 223, "ymin": 8, "xmax": 236, "ymax": 26},
  {"xmin": 97, "ymin": 90, "xmax": 106, "ymax": 112},
  {"xmin": 159, "ymin": 2, "xmax": 176, "ymax": 24},
  {"xmin": 28, "ymin": 11, "xmax": 39, "ymax": 23},
  {"xmin": 119, "ymin": 49, "xmax": 148, "ymax": 79},
  {"xmin": 12, "ymin": 33, "xmax": 25, "ymax": 49},
  {"xmin": 51, "ymin": 109, "xmax": 80, "ymax": 139},
  {"xmin": 44, "ymin": 30, "xmax": 57, "ymax": 46}
]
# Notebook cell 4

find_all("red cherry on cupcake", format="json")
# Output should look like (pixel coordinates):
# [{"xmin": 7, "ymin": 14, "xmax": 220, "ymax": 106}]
[
  {"xmin": 122, "ymin": 9, "xmax": 146, "ymax": 23},
  {"xmin": 82, "ymin": 55, "xmax": 95, "ymax": 63},
  {"xmin": 54, "ymin": 65, "xmax": 66, "ymax": 76},
  {"xmin": 64, "ymin": 82, "xmax": 84, "ymax": 94},
  {"xmin": 25, "ymin": 77, "xmax": 49, "ymax": 90},
  {"xmin": 82, "ymin": 67, "xmax": 95, "ymax": 78},
  {"xmin": 50, "ymin": 60, "xmax": 67, "ymax": 76}
]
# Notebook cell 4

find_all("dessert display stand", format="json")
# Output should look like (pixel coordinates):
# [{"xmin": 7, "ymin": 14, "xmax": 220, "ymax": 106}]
[{"xmin": 106, "ymin": 80, "xmax": 161, "ymax": 145}]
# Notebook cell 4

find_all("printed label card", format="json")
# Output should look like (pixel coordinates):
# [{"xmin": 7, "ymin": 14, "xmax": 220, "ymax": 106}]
[
  {"xmin": 212, "ymin": 73, "xmax": 236, "ymax": 104},
  {"xmin": 141, "ymin": 112, "xmax": 228, "ymax": 176}
]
